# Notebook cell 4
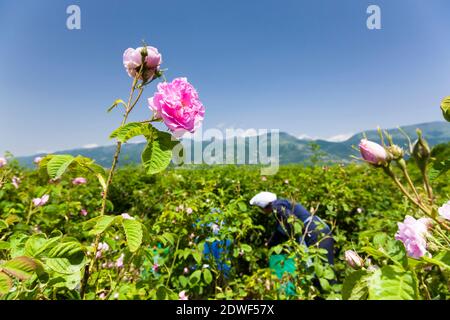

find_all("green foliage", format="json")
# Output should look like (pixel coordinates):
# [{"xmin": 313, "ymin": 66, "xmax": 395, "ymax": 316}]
[{"xmin": 141, "ymin": 128, "xmax": 180, "ymax": 175}]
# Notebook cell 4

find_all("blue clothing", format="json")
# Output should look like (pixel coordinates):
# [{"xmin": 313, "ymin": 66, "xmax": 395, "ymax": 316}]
[
  {"xmin": 203, "ymin": 239, "xmax": 232, "ymax": 276},
  {"xmin": 268, "ymin": 199, "xmax": 334, "ymax": 265}
]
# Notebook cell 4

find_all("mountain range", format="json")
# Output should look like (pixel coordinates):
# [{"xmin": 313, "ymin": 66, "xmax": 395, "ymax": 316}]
[{"xmin": 16, "ymin": 121, "xmax": 449, "ymax": 167}]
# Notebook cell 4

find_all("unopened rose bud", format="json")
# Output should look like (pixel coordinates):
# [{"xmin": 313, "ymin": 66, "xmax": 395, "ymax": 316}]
[
  {"xmin": 344, "ymin": 250, "xmax": 364, "ymax": 269},
  {"xmin": 441, "ymin": 96, "xmax": 450, "ymax": 122},
  {"xmin": 359, "ymin": 139, "xmax": 389, "ymax": 166},
  {"xmin": 412, "ymin": 130, "xmax": 431, "ymax": 172}
]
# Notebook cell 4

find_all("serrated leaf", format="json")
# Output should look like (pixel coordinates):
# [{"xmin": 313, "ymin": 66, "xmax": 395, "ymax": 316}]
[
  {"xmin": 367, "ymin": 266, "xmax": 419, "ymax": 300},
  {"xmin": 47, "ymin": 155, "xmax": 75, "ymax": 179},
  {"xmin": 47, "ymin": 241, "xmax": 83, "ymax": 258},
  {"xmin": 203, "ymin": 268, "xmax": 213, "ymax": 284},
  {"xmin": 342, "ymin": 270, "xmax": 369, "ymax": 300},
  {"xmin": 141, "ymin": 128, "xmax": 179, "ymax": 175},
  {"xmin": 110, "ymin": 122, "xmax": 151, "ymax": 143},
  {"xmin": 45, "ymin": 257, "xmax": 86, "ymax": 275},
  {"xmin": 0, "ymin": 272, "xmax": 12, "ymax": 295},
  {"xmin": 0, "ymin": 241, "xmax": 10, "ymax": 250},
  {"xmin": 2, "ymin": 256, "xmax": 39, "ymax": 280},
  {"xmin": 84, "ymin": 215, "xmax": 116, "ymax": 236},
  {"xmin": 0, "ymin": 220, "xmax": 8, "ymax": 231},
  {"xmin": 122, "ymin": 219, "xmax": 143, "ymax": 252}
]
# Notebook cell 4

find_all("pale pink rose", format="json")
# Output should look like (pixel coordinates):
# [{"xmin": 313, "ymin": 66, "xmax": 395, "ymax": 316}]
[
  {"xmin": 261, "ymin": 176, "xmax": 267, "ymax": 181},
  {"xmin": 395, "ymin": 216, "xmax": 430, "ymax": 259},
  {"xmin": 12, "ymin": 176, "xmax": 20, "ymax": 189},
  {"xmin": 33, "ymin": 157, "xmax": 43, "ymax": 165},
  {"xmin": 32, "ymin": 194, "xmax": 49, "ymax": 207},
  {"xmin": 0, "ymin": 157, "xmax": 7, "ymax": 168},
  {"xmin": 344, "ymin": 250, "xmax": 364, "ymax": 269},
  {"xmin": 99, "ymin": 293, "xmax": 106, "ymax": 300},
  {"xmin": 148, "ymin": 78, "xmax": 205, "ymax": 137},
  {"xmin": 183, "ymin": 267, "xmax": 189, "ymax": 274},
  {"xmin": 438, "ymin": 201, "xmax": 450, "ymax": 221},
  {"xmin": 116, "ymin": 253, "xmax": 124, "ymax": 268},
  {"xmin": 284, "ymin": 179, "xmax": 289, "ymax": 184},
  {"xmin": 186, "ymin": 208, "xmax": 193, "ymax": 214},
  {"xmin": 80, "ymin": 209, "xmax": 88, "ymax": 216},
  {"xmin": 121, "ymin": 213, "xmax": 135, "ymax": 220},
  {"xmin": 123, "ymin": 46, "xmax": 162, "ymax": 80},
  {"xmin": 179, "ymin": 291, "xmax": 188, "ymax": 300},
  {"xmin": 152, "ymin": 263, "xmax": 159, "ymax": 272},
  {"xmin": 359, "ymin": 139, "xmax": 389, "ymax": 165},
  {"xmin": 72, "ymin": 177, "xmax": 87, "ymax": 185}
]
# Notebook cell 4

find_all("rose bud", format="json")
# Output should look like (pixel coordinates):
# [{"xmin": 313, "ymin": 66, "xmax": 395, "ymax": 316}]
[
  {"xmin": 359, "ymin": 139, "xmax": 389, "ymax": 166},
  {"xmin": 387, "ymin": 144, "xmax": 404, "ymax": 161},
  {"xmin": 412, "ymin": 129, "xmax": 431, "ymax": 172},
  {"xmin": 441, "ymin": 96, "xmax": 450, "ymax": 122},
  {"xmin": 344, "ymin": 250, "xmax": 364, "ymax": 269}
]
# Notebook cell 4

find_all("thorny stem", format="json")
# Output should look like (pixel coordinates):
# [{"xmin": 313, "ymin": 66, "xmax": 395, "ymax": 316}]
[
  {"xmin": 166, "ymin": 236, "xmax": 181, "ymax": 287},
  {"xmin": 383, "ymin": 166, "xmax": 450, "ymax": 232},
  {"xmin": 80, "ymin": 74, "xmax": 144, "ymax": 299},
  {"xmin": 397, "ymin": 160, "xmax": 423, "ymax": 206}
]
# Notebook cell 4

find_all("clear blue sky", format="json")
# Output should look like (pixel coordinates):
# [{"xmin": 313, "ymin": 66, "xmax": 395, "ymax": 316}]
[{"xmin": 1, "ymin": 0, "xmax": 450, "ymax": 156}]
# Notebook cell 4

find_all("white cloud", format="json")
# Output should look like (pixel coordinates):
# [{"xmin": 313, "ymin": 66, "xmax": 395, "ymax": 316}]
[
  {"xmin": 325, "ymin": 133, "xmax": 354, "ymax": 142},
  {"xmin": 82, "ymin": 143, "xmax": 99, "ymax": 149}
]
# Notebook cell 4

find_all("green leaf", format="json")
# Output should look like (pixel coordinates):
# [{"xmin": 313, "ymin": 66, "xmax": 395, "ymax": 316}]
[
  {"xmin": 342, "ymin": 270, "xmax": 369, "ymax": 300},
  {"xmin": 178, "ymin": 275, "xmax": 188, "ymax": 287},
  {"xmin": 192, "ymin": 251, "xmax": 202, "ymax": 264},
  {"xmin": 0, "ymin": 272, "xmax": 12, "ymax": 295},
  {"xmin": 0, "ymin": 220, "xmax": 8, "ymax": 231},
  {"xmin": 203, "ymin": 269, "xmax": 213, "ymax": 284},
  {"xmin": 47, "ymin": 241, "xmax": 83, "ymax": 258},
  {"xmin": 240, "ymin": 244, "xmax": 252, "ymax": 253},
  {"xmin": 141, "ymin": 128, "xmax": 179, "ymax": 175},
  {"xmin": 47, "ymin": 155, "xmax": 75, "ymax": 179},
  {"xmin": 422, "ymin": 250, "xmax": 450, "ymax": 271},
  {"xmin": 2, "ymin": 256, "xmax": 39, "ymax": 280},
  {"xmin": 367, "ymin": 266, "xmax": 419, "ymax": 300},
  {"xmin": 84, "ymin": 215, "xmax": 116, "ymax": 236},
  {"xmin": 189, "ymin": 270, "xmax": 202, "ymax": 285},
  {"xmin": 45, "ymin": 257, "xmax": 86, "ymax": 275},
  {"xmin": 122, "ymin": 219, "xmax": 143, "ymax": 252},
  {"xmin": 0, "ymin": 241, "xmax": 10, "ymax": 250},
  {"xmin": 110, "ymin": 122, "xmax": 151, "ymax": 143}
]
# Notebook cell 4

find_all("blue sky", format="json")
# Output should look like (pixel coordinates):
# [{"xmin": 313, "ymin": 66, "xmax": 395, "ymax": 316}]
[{"xmin": 1, "ymin": 0, "xmax": 450, "ymax": 156}]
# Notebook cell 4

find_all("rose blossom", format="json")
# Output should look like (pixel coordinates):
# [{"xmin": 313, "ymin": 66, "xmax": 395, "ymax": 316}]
[
  {"xmin": 0, "ymin": 157, "xmax": 7, "ymax": 168},
  {"xmin": 179, "ymin": 291, "xmax": 188, "ymax": 300},
  {"xmin": 123, "ymin": 46, "xmax": 162, "ymax": 80},
  {"xmin": 32, "ymin": 194, "xmax": 49, "ymax": 207},
  {"xmin": 72, "ymin": 177, "xmax": 87, "ymax": 185},
  {"xmin": 148, "ymin": 77, "xmax": 205, "ymax": 137},
  {"xmin": 80, "ymin": 209, "xmax": 88, "ymax": 216},
  {"xmin": 33, "ymin": 157, "xmax": 43, "ymax": 165},
  {"xmin": 121, "ymin": 213, "xmax": 135, "ymax": 220},
  {"xmin": 438, "ymin": 201, "xmax": 450, "ymax": 221},
  {"xmin": 116, "ymin": 253, "xmax": 124, "ymax": 268},
  {"xmin": 359, "ymin": 139, "xmax": 389, "ymax": 166},
  {"xmin": 395, "ymin": 216, "xmax": 430, "ymax": 259},
  {"xmin": 12, "ymin": 176, "xmax": 20, "ymax": 189}
]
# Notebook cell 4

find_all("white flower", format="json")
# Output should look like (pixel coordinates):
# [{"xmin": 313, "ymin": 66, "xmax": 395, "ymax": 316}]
[
  {"xmin": 121, "ymin": 213, "xmax": 135, "ymax": 220},
  {"xmin": 438, "ymin": 201, "xmax": 450, "ymax": 221}
]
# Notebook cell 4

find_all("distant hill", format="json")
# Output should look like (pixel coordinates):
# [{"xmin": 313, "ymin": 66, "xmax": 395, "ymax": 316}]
[{"xmin": 16, "ymin": 121, "xmax": 449, "ymax": 167}]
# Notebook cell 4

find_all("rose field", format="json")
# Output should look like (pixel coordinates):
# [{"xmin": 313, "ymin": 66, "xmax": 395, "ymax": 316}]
[{"xmin": 1, "ymin": 42, "xmax": 450, "ymax": 301}]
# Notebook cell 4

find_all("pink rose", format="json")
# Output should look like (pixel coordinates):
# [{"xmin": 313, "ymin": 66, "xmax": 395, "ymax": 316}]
[
  {"xmin": 72, "ymin": 177, "xmax": 87, "ymax": 185},
  {"xmin": 80, "ymin": 209, "xmax": 88, "ymax": 216},
  {"xmin": 116, "ymin": 253, "xmax": 124, "ymax": 268},
  {"xmin": 438, "ymin": 201, "xmax": 450, "ymax": 221},
  {"xmin": 359, "ymin": 139, "xmax": 389, "ymax": 166},
  {"xmin": 123, "ymin": 46, "xmax": 162, "ymax": 80},
  {"xmin": 32, "ymin": 194, "xmax": 49, "ymax": 207},
  {"xmin": 179, "ymin": 291, "xmax": 188, "ymax": 300},
  {"xmin": 0, "ymin": 157, "xmax": 7, "ymax": 168},
  {"xmin": 395, "ymin": 216, "xmax": 430, "ymax": 259},
  {"xmin": 12, "ymin": 176, "xmax": 20, "ymax": 189},
  {"xmin": 33, "ymin": 157, "xmax": 43, "ymax": 165},
  {"xmin": 121, "ymin": 213, "xmax": 135, "ymax": 220},
  {"xmin": 148, "ymin": 78, "xmax": 205, "ymax": 137}
]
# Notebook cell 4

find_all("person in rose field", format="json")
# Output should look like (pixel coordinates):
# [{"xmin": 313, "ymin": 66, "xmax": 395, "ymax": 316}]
[{"xmin": 250, "ymin": 192, "xmax": 335, "ymax": 266}]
